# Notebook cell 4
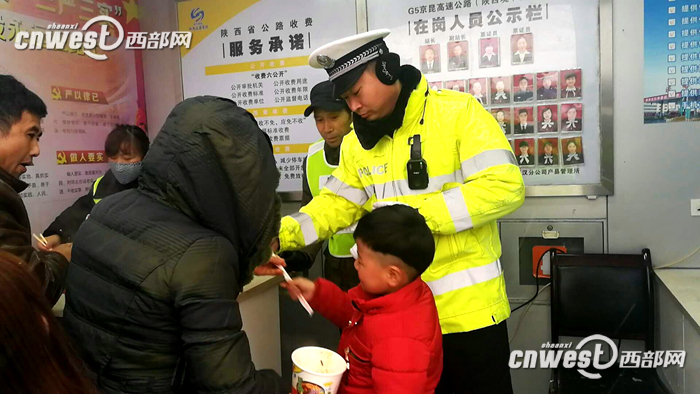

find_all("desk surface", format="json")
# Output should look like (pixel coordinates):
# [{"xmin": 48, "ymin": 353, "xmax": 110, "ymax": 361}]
[
  {"xmin": 655, "ymin": 268, "xmax": 700, "ymax": 332},
  {"xmin": 240, "ymin": 274, "xmax": 284, "ymax": 301}
]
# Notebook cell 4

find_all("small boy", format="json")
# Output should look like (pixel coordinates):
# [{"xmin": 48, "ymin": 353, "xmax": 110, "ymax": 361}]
[{"xmin": 283, "ymin": 205, "xmax": 443, "ymax": 394}]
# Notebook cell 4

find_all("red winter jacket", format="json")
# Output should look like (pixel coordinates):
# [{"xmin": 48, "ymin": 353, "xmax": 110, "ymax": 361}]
[{"xmin": 309, "ymin": 278, "xmax": 443, "ymax": 394}]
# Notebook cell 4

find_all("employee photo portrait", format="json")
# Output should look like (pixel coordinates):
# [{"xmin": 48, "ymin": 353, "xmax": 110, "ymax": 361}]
[
  {"xmin": 514, "ymin": 107, "xmax": 535, "ymax": 135},
  {"xmin": 419, "ymin": 44, "xmax": 442, "ymax": 74},
  {"xmin": 469, "ymin": 77, "xmax": 488, "ymax": 106},
  {"xmin": 491, "ymin": 107, "xmax": 512, "ymax": 135},
  {"xmin": 513, "ymin": 73, "xmax": 535, "ymax": 103},
  {"xmin": 447, "ymin": 41, "xmax": 469, "ymax": 71},
  {"xmin": 537, "ymin": 71, "xmax": 559, "ymax": 100},
  {"xmin": 479, "ymin": 37, "xmax": 501, "ymax": 68},
  {"xmin": 511, "ymin": 33, "xmax": 534, "ymax": 65},
  {"xmin": 561, "ymin": 103, "xmax": 583, "ymax": 132},
  {"xmin": 491, "ymin": 76, "xmax": 512, "ymax": 104}
]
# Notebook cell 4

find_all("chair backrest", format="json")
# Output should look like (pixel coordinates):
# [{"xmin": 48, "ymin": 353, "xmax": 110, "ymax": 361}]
[{"xmin": 550, "ymin": 248, "xmax": 654, "ymax": 350}]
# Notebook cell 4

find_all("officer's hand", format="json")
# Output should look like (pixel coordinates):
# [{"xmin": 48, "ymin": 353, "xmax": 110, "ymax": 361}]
[
  {"xmin": 281, "ymin": 277, "xmax": 316, "ymax": 302},
  {"xmin": 253, "ymin": 253, "xmax": 286, "ymax": 276},
  {"xmin": 38, "ymin": 235, "xmax": 62, "ymax": 252}
]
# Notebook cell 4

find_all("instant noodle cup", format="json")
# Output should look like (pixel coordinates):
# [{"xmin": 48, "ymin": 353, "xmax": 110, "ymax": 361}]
[{"xmin": 291, "ymin": 346, "xmax": 347, "ymax": 394}]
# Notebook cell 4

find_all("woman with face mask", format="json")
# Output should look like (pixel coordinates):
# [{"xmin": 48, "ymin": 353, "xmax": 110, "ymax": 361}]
[{"xmin": 40, "ymin": 125, "xmax": 149, "ymax": 252}]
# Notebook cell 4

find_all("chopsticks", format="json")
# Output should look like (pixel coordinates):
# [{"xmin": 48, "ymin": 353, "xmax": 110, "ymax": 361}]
[
  {"xmin": 273, "ymin": 253, "xmax": 314, "ymax": 316},
  {"xmin": 33, "ymin": 233, "xmax": 48, "ymax": 248}
]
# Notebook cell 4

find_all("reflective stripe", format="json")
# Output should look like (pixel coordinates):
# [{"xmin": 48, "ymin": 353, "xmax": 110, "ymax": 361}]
[
  {"xmin": 308, "ymin": 140, "xmax": 324, "ymax": 155},
  {"xmin": 426, "ymin": 260, "xmax": 502, "ymax": 297},
  {"xmin": 290, "ymin": 211, "xmax": 318, "ymax": 245},
  {"xmin": 364, "ymin": 150, "xmax": 516, "ymax": 201},
  {"xmin": 92, "ymin": 175, "xmax": 104, "ymax": 204},
  {"xmin": 369, "ymin": 171, "xmax": 462, "ymax": 200},
  {"xmin": 335, "ymin": 222, "xmax": 358, "ymax": 235},
  {"xmin": 305, "ymin": 142, "xmax": 322, "ymax": 183},
  {"xmin": 460, "ymin": 149, "xmax": 517, "ymax": 179},
  {"xmin": 443, "ymin": 187, "xmax": 473, "ymax": 232},
  {"xmin": 324, "ymin": 176, "xmax": 369, "ymax": 207}
]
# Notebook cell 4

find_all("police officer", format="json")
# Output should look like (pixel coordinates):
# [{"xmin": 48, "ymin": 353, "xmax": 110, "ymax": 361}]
[
  {"xmin": 280, "ymin": 81, "xmax": 359, "ymax": 290},
  {"xmin": 259, "ymin": 29, "xmax": 525, "ymax": 394}
]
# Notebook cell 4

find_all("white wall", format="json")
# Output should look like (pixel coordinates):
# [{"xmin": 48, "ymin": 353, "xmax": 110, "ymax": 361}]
[{"xmin": 607, "ymin": 0, "xmax": 700, "ymax": 268}]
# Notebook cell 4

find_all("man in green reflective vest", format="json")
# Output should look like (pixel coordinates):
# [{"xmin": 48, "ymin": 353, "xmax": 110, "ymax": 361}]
[{"xmin": 280, "ymin": 81, "xmax": 358, "ymax": 290}]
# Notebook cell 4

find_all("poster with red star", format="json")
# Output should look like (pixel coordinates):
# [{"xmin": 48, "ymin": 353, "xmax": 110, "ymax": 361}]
[{"xmin": 0, "ymin": 0, "xmax": 146, "ymax": 233}]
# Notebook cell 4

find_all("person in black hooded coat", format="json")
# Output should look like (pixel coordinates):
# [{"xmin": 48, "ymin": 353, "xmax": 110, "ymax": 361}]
[{"xmin": 62, "ymin": 96, "xmax": 283, "ymax": 394}]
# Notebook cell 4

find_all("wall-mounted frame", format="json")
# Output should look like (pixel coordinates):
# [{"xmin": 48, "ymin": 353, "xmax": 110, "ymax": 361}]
[{"xmin": 363, "ymin": 0, "xmax": 614, "ymax": 198}]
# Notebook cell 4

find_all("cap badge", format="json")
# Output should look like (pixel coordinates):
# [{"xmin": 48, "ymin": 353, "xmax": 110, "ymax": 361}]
[{"xmin": 316, "ymin": 55, "xmax": 336, "ymax": 69}]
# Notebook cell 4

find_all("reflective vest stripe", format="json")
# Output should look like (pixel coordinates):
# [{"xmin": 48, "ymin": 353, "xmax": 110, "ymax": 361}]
[
  {"xmin": 307, "ymin": 141, "xmax": 354, "ymax": 258},
  {"xmin": 426, "ymin": 259, "xmax": 502, "ymax": 297},
  {"xmin": 324, "ymin": 176, "xmax": 368, "ymax": 207},
  {"xmin": 92, "ymin": 175, "xmax": 104, "ymax": 204},
  {"xmin": 460, "ymin": 149, "xmax": 517, "ymax": 179},
  {"xmin": 290, "ymin": 211, "xmax": 318, "ymax": 246},
  {"xmin": 363, "ymin": 149, "xmax": 517, "ymax": 201},
  {"xmin": 443, "ymin": 187, "xmax": 473, "ymax": 232},
  {"xmin": 366, "ymin": 171, "xmax": 461, "ymax": 200}
]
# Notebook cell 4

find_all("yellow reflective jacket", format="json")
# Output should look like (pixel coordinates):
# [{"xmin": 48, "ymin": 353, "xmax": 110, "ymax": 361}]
[{"xmin": 280, "ymin": 75, "xmax": 525, "ymax": 334}]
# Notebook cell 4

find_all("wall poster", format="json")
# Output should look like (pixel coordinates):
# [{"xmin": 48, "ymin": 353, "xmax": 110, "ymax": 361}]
[
  {"xmin": 177, "ymin": 0, "xmax": 358, "ymax": 193},
  {"xmin": 644, "ymin": 0, "xmax": 700, "ymax": 124},
  {"xmin": 0, "ymin": 0, "xmax": 146, "ymax": 233}
]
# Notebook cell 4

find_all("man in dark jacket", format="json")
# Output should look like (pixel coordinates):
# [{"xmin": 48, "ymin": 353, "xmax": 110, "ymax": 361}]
[
  {"xmin": 0, "ymin": 75, "xmax": 69, "ymax": 306},
  {"xmin": 63, "ymin": 96, "xmax": 284, "ymax": 394}
]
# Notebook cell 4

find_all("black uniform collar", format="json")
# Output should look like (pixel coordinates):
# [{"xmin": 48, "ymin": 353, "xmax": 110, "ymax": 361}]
[
  {"xmin": 323, "ymin": 143, "xmax": 341, "ymax": 166},
  {"xmin": 352, "ymin": 65, "xmax": 421, "ymax": 150}
]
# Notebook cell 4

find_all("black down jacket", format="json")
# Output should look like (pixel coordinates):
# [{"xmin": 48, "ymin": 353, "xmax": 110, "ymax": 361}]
[{"xmin": 63, "ymin": 96, "xmax": 283, "ymax": 394}]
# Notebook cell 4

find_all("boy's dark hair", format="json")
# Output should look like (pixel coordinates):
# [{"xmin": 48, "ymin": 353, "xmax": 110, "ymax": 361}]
[
  {"xmin": 565, "ymin": 73, "xmax": 577, "ymax": 80},
  {"xmin": 354, "ymin": 205, "xmax": 435, "ymax": 278},
  {"xmin": 0, "ymin": 75, "xmax": 47, "ymax": 136},
  {"xmin": 105, "ymin": 124, "xmax": 150, "ymax": 158}
]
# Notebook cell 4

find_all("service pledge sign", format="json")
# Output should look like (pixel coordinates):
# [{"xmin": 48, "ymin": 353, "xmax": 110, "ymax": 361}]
[{"xmin": 177, "ymin": 0, "xmax": 357, "ymax": 193}]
